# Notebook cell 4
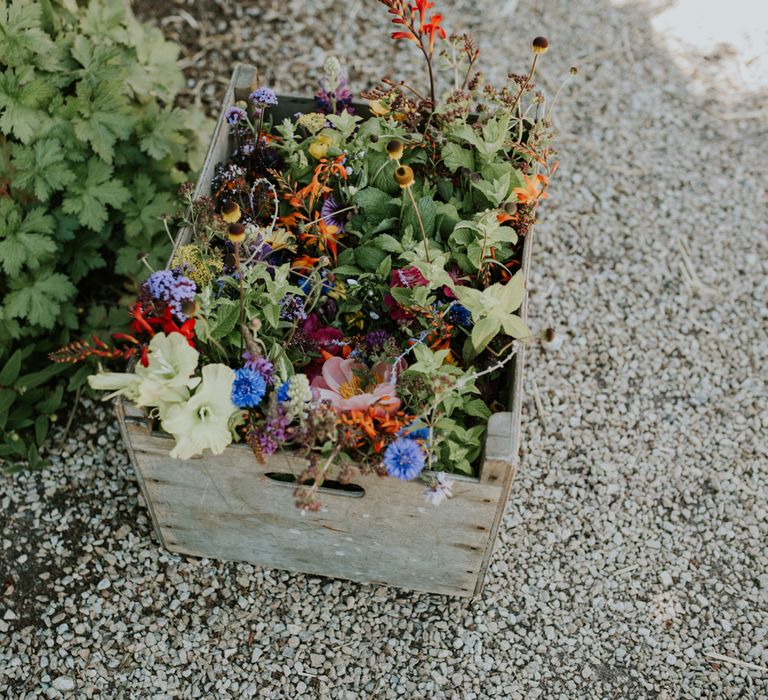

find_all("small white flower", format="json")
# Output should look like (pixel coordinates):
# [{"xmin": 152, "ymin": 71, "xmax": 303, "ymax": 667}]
[{"xmin": 423, "ymin": 472, "xmax": 455, "ymax": 506}]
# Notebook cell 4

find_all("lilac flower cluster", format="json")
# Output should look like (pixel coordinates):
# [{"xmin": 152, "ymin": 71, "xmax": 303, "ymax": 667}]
[
  {"xmin": 242, "ymin": 352, "xmax": 274, "ymax": 384},
  {"xmin": 255, "ymin": 406, "xmax": 290, "ymax": 455},
  {"xmin": 249, "ymin": 87, "xmax": 278, "ymax": 106},
  {"xmin": 145, "ymin": 270, "xmax": 197, "ymax": 320},
  {"xmin": 280, "ymin": 294, "xmax": 307, "ymax": 321},
  {"xmin": 225, "ymin": 106, "xmax": 246, "ymax": 125}
]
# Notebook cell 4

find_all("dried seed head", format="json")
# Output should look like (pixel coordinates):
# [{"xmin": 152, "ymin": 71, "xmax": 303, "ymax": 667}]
[
  {"xmin": 570, "ymin": 66, "xmax": 579, "ymax": 76},
  {"xmin": 394, "ymin": 165, "xmax": 415, "ymax": 188},
  {"xmin": 221, "ymin": 200, "xmax": 241, "ymax": 223},
  {"xmin": 386, "ymin": 140, "xmax": 404, "ymax": 161},
  {"xmin": 228, "ymin": 222, "xmax": 246, "ymax": 243},
  {"xmin": 503, "ymin": 201, "xmax": 518, "ymax": 215},
  {"xmin": 532, "ymin": 36, "xmax": 549, "ymax": 54},
  {"xmin": 181, "ymin": 299, "xmax": 199, "ymax": 317}
]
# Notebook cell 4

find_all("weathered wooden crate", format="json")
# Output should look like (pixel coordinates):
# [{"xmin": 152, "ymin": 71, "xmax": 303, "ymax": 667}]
[{"xmin": 115, "ymin": 64, "xmax": 532, "ymax": 597}]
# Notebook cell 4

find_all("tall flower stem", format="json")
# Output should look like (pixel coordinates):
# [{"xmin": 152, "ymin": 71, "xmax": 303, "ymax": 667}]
[
  {"xmin": 235, "ymin": 242, "xmax": 245, "ymax": 353},
  {"xmin": 404, "ymin": 185, "xmax": 431, "ymax": 262},
  {"xmin": 510, "ymin": 53, "xmax": 540, "ymax": 116}
]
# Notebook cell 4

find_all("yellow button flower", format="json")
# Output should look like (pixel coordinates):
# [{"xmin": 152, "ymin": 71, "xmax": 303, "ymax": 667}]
[{"xmin": 308, "ymin": 133, "xmax": 334, "ymax": 160}]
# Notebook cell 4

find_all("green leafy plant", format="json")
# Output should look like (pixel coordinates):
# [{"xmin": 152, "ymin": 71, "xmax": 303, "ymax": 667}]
[{"xmin": 0, "ymin": 0, "xmax": 210, "ymax": 468}]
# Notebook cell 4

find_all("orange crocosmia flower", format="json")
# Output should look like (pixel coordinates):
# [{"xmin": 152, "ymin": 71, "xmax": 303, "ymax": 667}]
[
  {"xmin": 291, "ymin": 254, "xmax": 320, "ymax": 271},
  {"xmin": 513, "ymin": 173, "xmax": 549, "ymax": 204},
  {"xmin": 497, "ymin": 211, "xmax": 516, "ymax": 224},
  {"xmin": 279, "ymin": 212, "xmax": 304, "ymax": 229},
  {"xmin": 300, "ymin": 219, "xmax": 341, "ymax": 261},
  {"xmin": 424, "ymin": 13, "xmax": 446, "ymax": 52}
]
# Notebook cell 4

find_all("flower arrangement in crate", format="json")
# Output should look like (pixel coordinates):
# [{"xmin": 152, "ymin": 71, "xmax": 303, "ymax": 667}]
[{"xmin": 53, "ymin": 1, "xmax": 560, "ymax": 509}]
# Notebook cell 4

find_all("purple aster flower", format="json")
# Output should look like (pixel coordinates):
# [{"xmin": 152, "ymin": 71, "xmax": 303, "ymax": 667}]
[
  {"xmin": 320, "ymin": 194, "xmax": 349, "ymax": 233},
  {"xmin": 231, "ymin": 368, "xmax": 267, "ymax": 408},
  {"xmin": 249, "ymin": 87, "xmax": 278, "ymax": 106},
  {"xmin": 383, "ymin": 438, "xmax": 426, "ymax": 481},
  {"xmin": 280, "ymin": 294, "xmax": 307, "ymax": 321},
  {"xmin": 145, "ymin": 270, "xmax": 197, "ymax": 320},
  {"xmin": 225, "ymin": 106, "xmax": 246, "ymax": 125},
  {"xmin": 424, "ymin": 472, "xmax": 454, "ymax": 506}
]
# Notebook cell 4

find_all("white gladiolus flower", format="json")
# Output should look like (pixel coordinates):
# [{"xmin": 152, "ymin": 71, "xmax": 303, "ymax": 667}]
[
  {"xmin": 87, "ymin": 332, "xmax": 200, "ymax": 418},
  {"xmin": 87, "ymin": 372, "xmax": 142, "ymax": 401},
  {"xmin": 162, "ymin": 364, "xmax": 238, "ymax": 460}
]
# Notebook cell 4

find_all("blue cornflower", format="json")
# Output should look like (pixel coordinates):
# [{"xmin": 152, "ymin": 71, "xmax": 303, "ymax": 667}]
[
  {"xmin": 231, "ymin": 368, "xmax": 267, "ymax": 408},
  {"xmin": 383, "ymin": 438, "xmax": 426, "ymax": 481},
  {"xmin": 146, "ymin": 270, "xmax": 197, "ymax": 320},
  {"xmin": 402, "ymin": 426, "xmax": 430, "ymax": 441},
  {"xmin": 448, "ymin": 303, "xmax": 473, "ymax": 328},
  {"xmin": 276, "ymin": 381, "xmax": 291, "ymax": 403},
  {"xmin": 249, "ymin": 87, "xmax": 278, "ymax": 106},
  {"xmin": 225, "ymin": 106, "xmax": 246, "ymax": 125}
]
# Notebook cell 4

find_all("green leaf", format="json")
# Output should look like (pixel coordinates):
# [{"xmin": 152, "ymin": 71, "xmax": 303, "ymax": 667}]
[
  {"xmin": 353, "ymin": 187, "xmax": 399, "ymax": 224},
  {"xmin": 3, "ymin": 272, "xmax": 76, "ymax": 328},
  {"xmin": 138, "ymin": 105, "xmax": 187, "ymax": 161},
  {"xmin": 471, "ymin": 317, "xmax": 500, "ymax": 354},
  {"xmin": 472, "ymin": 171, "xmax": 512, "ymax": 207},
  {"xmin": 0, "ymin": 200, "xmax": 56, "ymax": 276},
  {"xmin": 326, "ymin": 111, "xmax": 362, "ymax": 141},
  {"xmin": 463, "ymin": 398, "xmax": 492, "ymax": 419},
  {"xmin": 0, "ymin": 66, "xmax": 54, "ymax": 143},
  {"xmin": 500, "ymin": 313, "xmax": 529, "ymax": 339},
  {"xmin": 62, "ymin": 159, "xmax": 130, "ymax": 231},
  {"xmin": 10, "ymin": 138, "xmax": 75, "ymax": 199},
  {"xmin": 402, "ymin": 195, "xmax": 437, "ymax": 242},
  {"xmin": 0, "ymin": 0, "xmax": 58, "ymax": 68},
  {"xmin": 210, "ymin": 301, "xmax": 240, "ymax": 340},
  {"xmin": 442, "ymin": 142, "xmax": 474, "ymax": 173},
  {"xmin": 0, "ymin": 349, "xmax": 22, "ymax": 386},
  {"xmin": 71, "ymin": 82, "xmax": 134, "ymax": 162},
  {"xmin": 355, "ymin": 246, "xmax": 388, "ymax": 271},
  {"xmin": 34, "ymin": 415, "xmax": 49, "ymax": 444},
  {"xmin": 122, "ymin": 173, "xmax": 174, "ymax": 240},
  {"xmin": 372, "ymin": 233, "xmax": 403, "ymax": 254}
]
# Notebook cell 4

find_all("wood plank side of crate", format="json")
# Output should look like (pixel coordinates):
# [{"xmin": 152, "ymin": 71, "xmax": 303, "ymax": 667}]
[{"xmin": 123, "ymin": 425, "xmax": 502, "ymax": 596}]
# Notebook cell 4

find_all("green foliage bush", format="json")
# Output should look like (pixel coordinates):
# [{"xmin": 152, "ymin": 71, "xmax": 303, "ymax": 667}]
[{"xmin": 0, "ymin": 0, "xmax": 210, "ymax": 467}]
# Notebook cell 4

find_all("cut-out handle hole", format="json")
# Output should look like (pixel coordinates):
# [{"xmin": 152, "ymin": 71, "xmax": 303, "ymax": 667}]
[{"xmin": 264, "ymin": 472, "xmax": 365, "ymax": 498}]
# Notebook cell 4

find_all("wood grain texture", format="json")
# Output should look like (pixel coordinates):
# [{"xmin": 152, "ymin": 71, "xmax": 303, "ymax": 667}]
[
  {"xmin": 116, "ymin": 63, "xmax": 532, "ymax": 596},
  {"xmin": 127, "ymin": 425, "xmax": 501, "ymax": 596}
]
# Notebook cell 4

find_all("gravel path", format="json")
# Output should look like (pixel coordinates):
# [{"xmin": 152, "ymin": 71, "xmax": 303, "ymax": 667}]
[{"xmin": 2, "ymin": 1, "xmax": 767, "ymax": 698}]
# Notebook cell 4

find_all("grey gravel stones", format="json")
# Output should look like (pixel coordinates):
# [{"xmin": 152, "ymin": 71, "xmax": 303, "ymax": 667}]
[{"xmin": 2, "ymin": 0, "xmax": 767, "ymax": 698}]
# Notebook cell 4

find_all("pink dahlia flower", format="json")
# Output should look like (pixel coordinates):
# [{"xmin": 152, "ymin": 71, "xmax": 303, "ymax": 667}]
[{"xmin": 311, "ymin": 356, "xmax": 401, "ymax": 415}]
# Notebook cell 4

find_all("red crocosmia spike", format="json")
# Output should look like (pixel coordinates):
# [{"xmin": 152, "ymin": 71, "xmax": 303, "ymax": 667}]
[
  {"xmin": 392, "ymin": 30, "xmax": 416, "ymax": 41},
  {"xmin": 140, "ymin": 345, "xmax": 150, "ymax": 368}
]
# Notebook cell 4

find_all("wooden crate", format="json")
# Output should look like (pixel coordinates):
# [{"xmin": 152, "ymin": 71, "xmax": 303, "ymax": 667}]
[{"xmin": 115, "ymin": 64, "xmax": 532, "ymax": 597}]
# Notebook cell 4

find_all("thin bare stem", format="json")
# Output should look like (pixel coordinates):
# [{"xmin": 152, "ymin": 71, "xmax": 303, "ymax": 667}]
[{"xmin": 405, "ymin": 185, "xmax": 431, "ymax": 262}]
